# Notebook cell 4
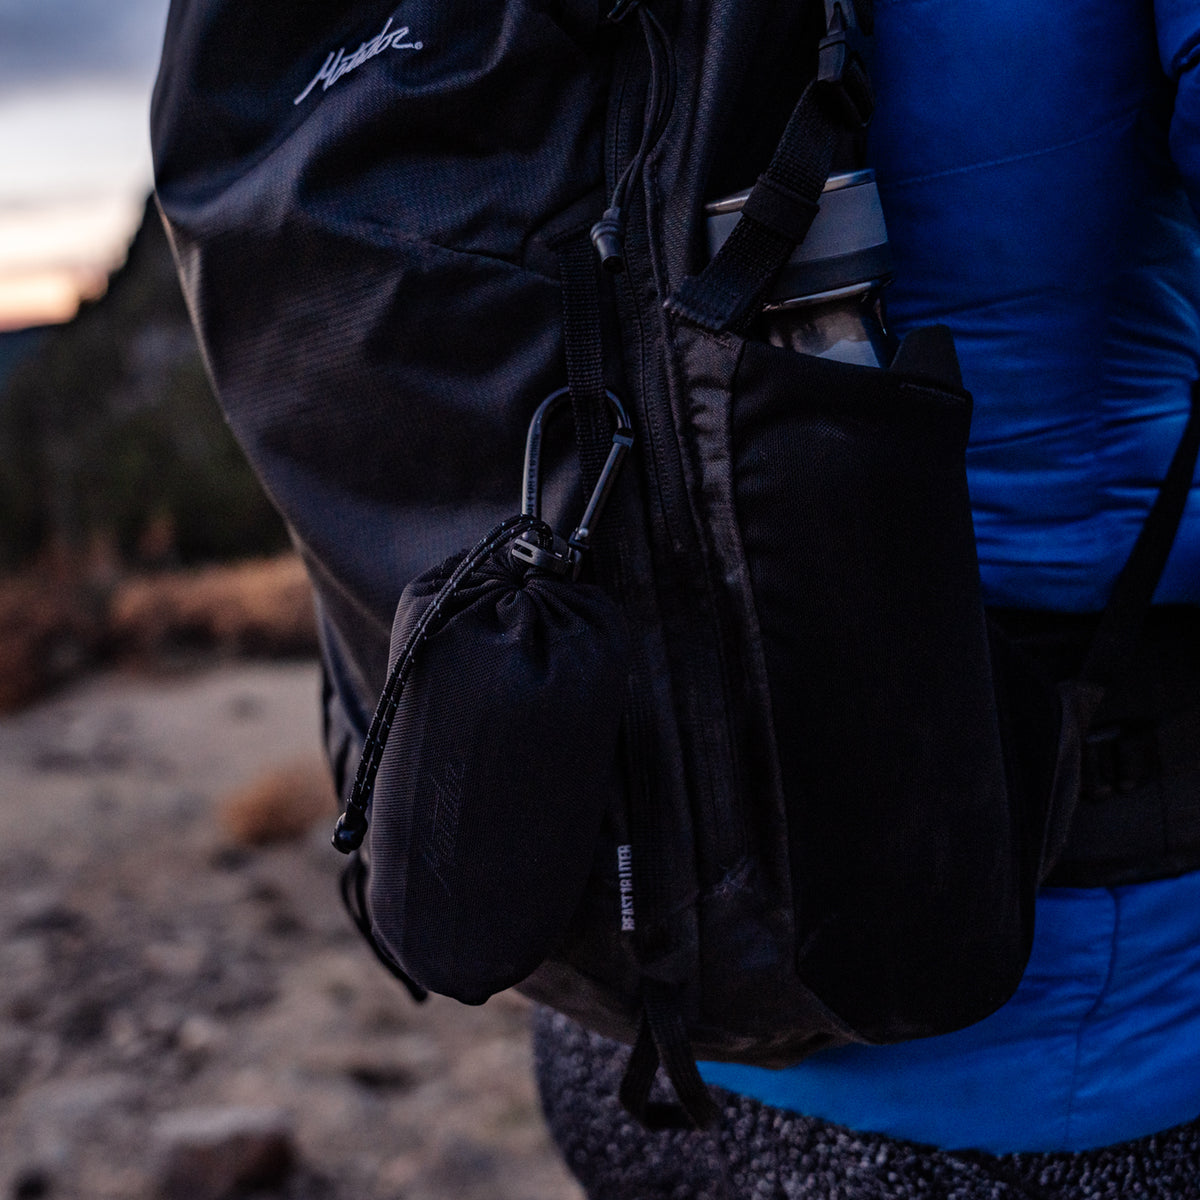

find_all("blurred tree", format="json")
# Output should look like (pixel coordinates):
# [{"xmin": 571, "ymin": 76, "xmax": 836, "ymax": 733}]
[
  {"xmin": 0, "ymin": 198, "xmax": 288, "ymax": 574},
  {"xmin": 0, "ymin": 327, "xmax": 50, "ymax": 393}
]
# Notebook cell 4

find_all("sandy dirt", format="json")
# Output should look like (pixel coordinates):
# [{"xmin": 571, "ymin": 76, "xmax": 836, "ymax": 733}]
[{"xmin": 0, "ymin": 660, "xmax": 586, "ymax": 1200}]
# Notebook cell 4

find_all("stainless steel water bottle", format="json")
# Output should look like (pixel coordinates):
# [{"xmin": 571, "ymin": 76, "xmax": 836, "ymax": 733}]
[{"xmin": 705, "ymin": 168, "xmax": 894, "ymax": 367}]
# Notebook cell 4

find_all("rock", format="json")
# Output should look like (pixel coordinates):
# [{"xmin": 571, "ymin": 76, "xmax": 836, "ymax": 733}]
[
  {"xmin": 0, "ymin": 1025, "xmax": 32, "ymax": 1098},
  {"xmin": 425, "ymin": 1137, "xmax": 501, "ymax": 1197},
  {"xmin": 303, "ymin": 1034, "xmax": 441, "ymax": 1092},
  {"xmin": 9, "ymin": 1166, "xmax": 52, "ymax": 1200},
  {"xmin": 9, "ymin": 891, "xmax": 88, "ymax": 939},
  {"xmin": 9, "ymin": 1075, "xmax": 140, "ymax": 1188},
  {"xmin": 143, "ymin": 939, "xmax": 206, "ymax": 980},
  {"xmin": 176, "ymin": 1014, "xmax": 224, "ymax": 1058},
  {"xmin": 152, "ymin": 1106, "xmax": 295, "ymax": 1200},
  {"xmin": 20, "ymin": 1073, "xmax": 142, "ymax": 1128}
]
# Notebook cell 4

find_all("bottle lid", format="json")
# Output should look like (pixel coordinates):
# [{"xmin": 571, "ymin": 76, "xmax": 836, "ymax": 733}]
[{"xmin": 705, "ymin": 169, "xmax": 894, "ymax": 305}]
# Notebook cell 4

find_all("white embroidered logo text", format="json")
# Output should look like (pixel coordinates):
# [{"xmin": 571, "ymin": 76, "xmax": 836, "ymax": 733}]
[
  {"xmin": 618, "ymin": 844, "xmax": 635, "ymax": 932},
  {"xmin": 294, "ymin": 17, "xmax": 422, "ymax": 105}
]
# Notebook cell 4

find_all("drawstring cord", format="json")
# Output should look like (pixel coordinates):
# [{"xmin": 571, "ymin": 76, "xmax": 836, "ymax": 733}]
[
  {"xmin": 331, "ymin": 513, "xmax": 544, "ymax": 854},
  {"xmin": 591, "ymin": 4, "xmax": 676, "ymax": 272}
]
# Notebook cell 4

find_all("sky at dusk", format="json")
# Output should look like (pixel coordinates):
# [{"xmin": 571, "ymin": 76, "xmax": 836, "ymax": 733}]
[{"xmin": 0, "ymin": 0, "xmax": 172, "ymax": 330}]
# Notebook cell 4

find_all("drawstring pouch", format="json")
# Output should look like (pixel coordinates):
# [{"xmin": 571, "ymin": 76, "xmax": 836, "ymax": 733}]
[{"xmin": 332, "ymin": 392, "xmax": 633, "ymax": 1006}]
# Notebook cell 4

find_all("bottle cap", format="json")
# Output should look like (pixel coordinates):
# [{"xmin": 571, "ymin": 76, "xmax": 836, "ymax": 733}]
[{"xmin": 705, "ymin": 169, "xmax": 893, "ymax": 307}]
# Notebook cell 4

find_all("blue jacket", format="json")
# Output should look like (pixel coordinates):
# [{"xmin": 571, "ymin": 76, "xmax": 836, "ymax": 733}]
[
  {"xmin": 875, "ymin": 0, "xmax": 1199, "ymax": 611},
  {"xmin": 701, "ymin": 0, "xmax": 1200, "ymax": 1152}
]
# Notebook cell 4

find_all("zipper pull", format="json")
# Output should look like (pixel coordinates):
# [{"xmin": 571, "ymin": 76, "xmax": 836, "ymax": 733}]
[
  {"xmin": 590, "ymin": 207, "xmax": 626, "ymax": 273},
  {"xmin": 590, "ymin": 4, "xmax": 673, "ymax": 273}
]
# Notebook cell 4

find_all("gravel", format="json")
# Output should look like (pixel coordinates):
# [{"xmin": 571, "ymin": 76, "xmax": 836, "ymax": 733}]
[{"xmin": 0, "ymin": 661, "xmax": 583, "ymax": 1200}]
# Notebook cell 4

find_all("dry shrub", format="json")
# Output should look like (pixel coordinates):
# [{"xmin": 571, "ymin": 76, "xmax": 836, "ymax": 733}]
[
  {"xmin": 0, "ymin": 576, "xmax": 102, "ymax": 713},
  {"xmin": 0, "ymin": 553, "xmax": 319, "ymax": 713},
  {"xmin": 109, "ymin": 555, "xmax": 318, "ymax": 659},
  {"xmin": 218, "ymin": 756, "xmax": 336, "ymax": 846}
]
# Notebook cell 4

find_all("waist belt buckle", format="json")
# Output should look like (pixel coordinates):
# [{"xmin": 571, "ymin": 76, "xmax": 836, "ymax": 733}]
[{"xmin": 1083, "ymin": 722, "xmax": 1161, "ymax": 802}]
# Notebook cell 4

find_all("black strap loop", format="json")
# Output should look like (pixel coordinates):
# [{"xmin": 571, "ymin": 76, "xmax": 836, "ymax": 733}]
[
  {"xmin": 618, "ymin": 981, "xmax": 721, "ymax": 1131},
  {"xmin": 558, "ymin": 232, "xmax": 614, "ymax": 496},
  {"xmin": 667, "ymin": 80, "xmax": 841, "ymax": 332},
  {"xmin": 739, "ymin": 174, "xmax": 823, "ymax": 242},
  {"xmin": 667, "ymin": 0, "xmax": 878, "ymax": 333}
]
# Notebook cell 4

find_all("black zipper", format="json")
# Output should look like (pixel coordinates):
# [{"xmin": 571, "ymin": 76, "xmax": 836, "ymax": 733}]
[{"xmin": 606, "ymin": 7, "xmax": 749, "ymax": 894}]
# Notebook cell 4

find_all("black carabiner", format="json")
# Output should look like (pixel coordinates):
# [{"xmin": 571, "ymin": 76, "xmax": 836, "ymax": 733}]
[{"xmin": 511, "ymin": 387, "xmax": 634, "ymax": 580}]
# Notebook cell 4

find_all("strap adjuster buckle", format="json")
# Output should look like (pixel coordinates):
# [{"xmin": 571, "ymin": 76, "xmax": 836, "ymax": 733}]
[
  {"xmin": 817, "ymin": 0, "xmax": 874, "ymax": 129},
  {"xmin": 1083, "ymin": 723, "xmax": 1160, "ymax": 801}
]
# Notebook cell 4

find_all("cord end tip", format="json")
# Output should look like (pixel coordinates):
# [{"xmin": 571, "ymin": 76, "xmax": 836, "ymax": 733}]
[{"xmin": 332, "ymin": 807, "xmax": 368, "ymax": 854}]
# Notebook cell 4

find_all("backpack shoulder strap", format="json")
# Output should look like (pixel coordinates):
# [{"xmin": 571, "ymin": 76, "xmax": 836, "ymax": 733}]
[
  {"xmin": 1039, "ymin": 382, "xmax": 1200, "ymax": 877},
  {"xmin": 1081, "ymin": 380, "xmax": 1200, "ymax": 691}
]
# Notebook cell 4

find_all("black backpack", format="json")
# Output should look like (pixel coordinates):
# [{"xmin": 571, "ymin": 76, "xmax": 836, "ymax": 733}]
[{"xmin": 152, "ymin": 0, "xmax": 1200, "ymax": 1128}]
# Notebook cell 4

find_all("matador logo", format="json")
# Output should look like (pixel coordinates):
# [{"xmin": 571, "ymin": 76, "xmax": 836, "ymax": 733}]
[{"xmin": 294, "ymin": 16, "xmax": 423, "ymax": 106}]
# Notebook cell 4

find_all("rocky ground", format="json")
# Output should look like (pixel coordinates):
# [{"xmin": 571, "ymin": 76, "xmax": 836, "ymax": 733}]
[{"xmin": 0, "ymin": 660, "xmax": 586, "ymax": 1200}]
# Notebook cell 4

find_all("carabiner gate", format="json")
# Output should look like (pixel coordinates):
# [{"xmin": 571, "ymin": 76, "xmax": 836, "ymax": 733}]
[{"xmin": 511, "ymin": 387, "xmax": 634, "ymax": 580}]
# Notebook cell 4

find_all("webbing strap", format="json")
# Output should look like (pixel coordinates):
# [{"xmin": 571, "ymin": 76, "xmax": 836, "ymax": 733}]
[
  {"xmin": 618, "ymin": 981, "xmax": 721, "ymax": 1131},
  {"xmin": 558, "ymin": 232, "xmax": 612, "ymax": 494},
  {"xmin": 1082, "ymin": 380, "xmax": 1200, "ymax": 689},
  {"xmin": 666, "ymin": 75, "xmax": 857, "ymax": 333},
  {"xmin": 1039, "ymin": 382, "xmax": 1200, "ymax": 878},
  {"xmin": 559, "ymin": 231, "xmax": 719, "ymax": 1133},
  {"xmin": 560, "ymin": 228, "xmax": 723, "ymax": 1132}
]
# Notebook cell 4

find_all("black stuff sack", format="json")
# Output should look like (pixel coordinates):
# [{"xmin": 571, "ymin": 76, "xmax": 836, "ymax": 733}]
[{"xmin": 332, "ymin": 395, "xmax": 634, "ymax": 1006}]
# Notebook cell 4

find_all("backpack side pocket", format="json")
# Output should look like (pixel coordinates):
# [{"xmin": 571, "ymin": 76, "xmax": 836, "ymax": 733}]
[{"xmin": 730, "ymin": 331, "xmax": 1030, "ymax": 1042}]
